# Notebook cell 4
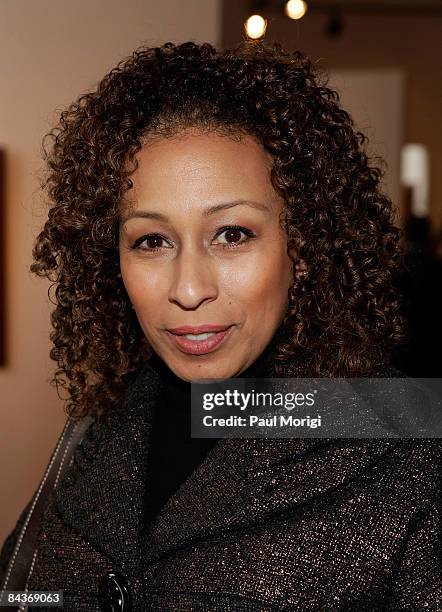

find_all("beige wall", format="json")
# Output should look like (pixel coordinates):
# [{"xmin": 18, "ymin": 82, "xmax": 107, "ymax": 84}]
[
  {"xmin": 222, "ymin": 5, "xmax": 442, "ymax": 232},
  {"xmin": 0, "ymin": 0, "xmax": 220, "ymax": 544},
  {"xmin": 327, "ymin": 69, "xmax": 405, "ymax": 210}
]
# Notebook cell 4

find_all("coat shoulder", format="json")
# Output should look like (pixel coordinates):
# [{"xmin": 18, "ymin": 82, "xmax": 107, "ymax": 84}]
[{"xmin": 0, "ymin": 494, "xmax": 35, "ymax": 587}]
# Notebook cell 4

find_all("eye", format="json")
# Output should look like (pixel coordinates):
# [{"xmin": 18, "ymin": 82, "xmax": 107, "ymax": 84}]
[
  {"xmin": 213, "ymin": 226, "xmax": 256, "ymax": 248},
  {"xmin": 130, "ymin": 233, "xmax": 172, "ymax": 251},
  {"xmin": 130, "ymin": 225, "xmax": 256, "ymax": 253}
]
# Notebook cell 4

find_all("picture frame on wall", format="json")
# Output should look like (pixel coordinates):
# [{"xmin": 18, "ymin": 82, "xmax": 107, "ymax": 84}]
[{"xmin": 0, "ymin": 149, "xmax": 5, "ymax": 366}]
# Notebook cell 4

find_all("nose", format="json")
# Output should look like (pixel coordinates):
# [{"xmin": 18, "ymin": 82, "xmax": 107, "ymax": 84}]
[{"xmin": 168, "ymin": 248, "xmax": 218, "ymax": 310}]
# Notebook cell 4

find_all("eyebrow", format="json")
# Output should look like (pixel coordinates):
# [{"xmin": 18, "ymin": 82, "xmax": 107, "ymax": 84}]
[{"xmin": 120, "ymin": 199, "xmax": 271, "ymax": 224}]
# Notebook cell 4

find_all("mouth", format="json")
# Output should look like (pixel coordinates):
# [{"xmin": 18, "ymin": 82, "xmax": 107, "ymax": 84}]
[{"xmin": 165, "ymin": 325, "xmax": 235, "ymax": 355}]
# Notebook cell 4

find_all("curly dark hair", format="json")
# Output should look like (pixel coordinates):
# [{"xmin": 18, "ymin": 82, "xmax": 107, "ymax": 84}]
[{"xmin": 30, "ymin": 40, "xmax": 408, "ymax": 420}]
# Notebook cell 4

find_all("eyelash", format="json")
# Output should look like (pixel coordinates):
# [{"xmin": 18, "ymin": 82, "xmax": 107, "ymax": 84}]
[{"xmin": 130, "ymin": 225, "xmax": 256, "ymax": 252}]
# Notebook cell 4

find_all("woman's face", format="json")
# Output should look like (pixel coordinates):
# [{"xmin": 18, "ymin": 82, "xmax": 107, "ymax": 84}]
[{"xmin": 119, "ymin": 129, "xmax": 293, "ymax": 382}]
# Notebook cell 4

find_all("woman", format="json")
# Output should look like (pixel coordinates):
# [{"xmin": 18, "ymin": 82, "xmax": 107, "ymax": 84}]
[{"xmin": 1, "ymin": 40, "xmax": 440, "ymax": 611}]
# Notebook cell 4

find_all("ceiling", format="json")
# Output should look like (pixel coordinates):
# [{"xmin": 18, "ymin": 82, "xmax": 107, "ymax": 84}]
[{"xmin": 258, "ymin": 0, "xmax": 442, "ymax": 15}]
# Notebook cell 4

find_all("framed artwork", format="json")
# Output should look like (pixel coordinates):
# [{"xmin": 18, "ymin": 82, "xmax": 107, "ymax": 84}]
[{"xmin": 0, "ymin": 149, "xmax": 4, "ymax": 365}]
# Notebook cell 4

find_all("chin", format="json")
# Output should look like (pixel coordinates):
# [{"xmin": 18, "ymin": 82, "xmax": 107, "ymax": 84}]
[{"xmin": 178, "ymin": 362, "xmax": 236, "ymax": 383}]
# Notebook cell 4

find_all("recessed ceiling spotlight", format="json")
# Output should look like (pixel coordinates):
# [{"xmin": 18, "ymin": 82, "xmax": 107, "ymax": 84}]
[
  {"xmin": 245, "ymin": 14, "xmax": 267, "ymax": 39},
  {"xmin": 285, "ymin": 0, "xmax": 308, "ymax": 20}
]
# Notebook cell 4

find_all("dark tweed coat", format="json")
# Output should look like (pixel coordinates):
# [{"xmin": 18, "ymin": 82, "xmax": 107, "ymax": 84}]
[{"xmin": 1, "ymin": 356, "xmax": 441, "ymax": 611}]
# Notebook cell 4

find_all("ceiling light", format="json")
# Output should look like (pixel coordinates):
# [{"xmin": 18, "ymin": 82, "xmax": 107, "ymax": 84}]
[
  {"xmin": 285, "ymin": 0, "xmax": 308, "ymax": 20},
  {"xmin": 244, "ymin": 14, "xmax": 267, "ymax": 39}
]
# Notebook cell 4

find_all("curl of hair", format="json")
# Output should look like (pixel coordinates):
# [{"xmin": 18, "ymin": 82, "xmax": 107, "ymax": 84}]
[{"xmin": 31, "ymin": 40, "xmax": 408, "ymax": 420}]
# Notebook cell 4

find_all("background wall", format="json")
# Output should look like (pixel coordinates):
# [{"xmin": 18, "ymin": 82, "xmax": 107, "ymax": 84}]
[
  {"xmin": 327, "ymin": 69, "xmax": 405, "ymax": 208},
  {"xmin": 222, "ymin": 4, "xmax": 442, "ymax": 232},
  {"xmin": 0, "ymin": 0, "xmax": 220, "ymax": 545}
]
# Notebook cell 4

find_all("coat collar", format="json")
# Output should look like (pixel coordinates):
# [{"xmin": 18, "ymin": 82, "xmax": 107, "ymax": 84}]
[{"xmin": 54, "ymin": 352, "xmax": 401, "ymax": 575}]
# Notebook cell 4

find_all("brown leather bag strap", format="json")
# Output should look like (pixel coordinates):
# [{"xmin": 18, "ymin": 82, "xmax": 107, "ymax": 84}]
[{"xmin": 1, "ymin": 415, "xmax": 95, "ymax": 594}]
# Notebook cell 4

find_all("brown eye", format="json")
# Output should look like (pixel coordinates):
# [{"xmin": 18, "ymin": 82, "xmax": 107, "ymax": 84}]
[
  {"xmin": 224, "ymin": 229, "xmax": 243, "ymax": 243},
  {"xmin": 131, "ymin": 233, "xmax": 171, "ymax": 251},
  {"xmin": 144, "ymin": 236, "xmax": 164, "ymax": 249},
  {"xmin": 214, "ymin": 226, "xmax": 256, "ymax": 248}
]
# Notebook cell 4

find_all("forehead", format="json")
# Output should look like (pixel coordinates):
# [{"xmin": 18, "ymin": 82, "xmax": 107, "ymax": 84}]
[{"xmin": 125, "ymin": 130, "xmax": 279, "ymax": 213}]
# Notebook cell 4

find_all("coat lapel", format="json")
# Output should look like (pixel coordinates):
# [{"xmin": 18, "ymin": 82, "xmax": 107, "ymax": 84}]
[
  {"xmin": 140, "ymin": 432, "xmax": 398, "ymax": 565},
  {"xmin": 53, "ymin": 363, "xmax": 162, "ymax": 575},
  {"xmin": 53, "ymin": 354, "xmax": 401, "ymax": 573}
]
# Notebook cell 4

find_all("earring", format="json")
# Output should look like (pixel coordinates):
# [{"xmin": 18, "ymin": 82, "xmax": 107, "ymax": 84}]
[{"xmin": 294, "ymin": 260, "xmax": 309, "ymax": 279}]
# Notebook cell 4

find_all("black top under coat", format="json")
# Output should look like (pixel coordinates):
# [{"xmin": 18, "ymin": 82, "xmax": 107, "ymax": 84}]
[{"xmin": 144, "ymin": 330, "xmax": 280, "ymax": 523}]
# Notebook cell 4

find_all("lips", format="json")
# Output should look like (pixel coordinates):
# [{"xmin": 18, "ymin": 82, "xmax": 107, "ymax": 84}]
[
  {"xmin": 167, "ymin": 324, "xmax": 232, "ymax": 336},
  {"xmin": 165, "ymin": 325, "xmax": 235, "ymax": 355}
]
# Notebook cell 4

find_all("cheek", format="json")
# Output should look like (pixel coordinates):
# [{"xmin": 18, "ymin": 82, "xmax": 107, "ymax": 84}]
[
  {"xmin": 120, "ymin": 259, "xmax": 164, "ymax": 316},
  {"xmin": 224, "ymin": 247, "xmax": 291, "ymax": 313}
]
